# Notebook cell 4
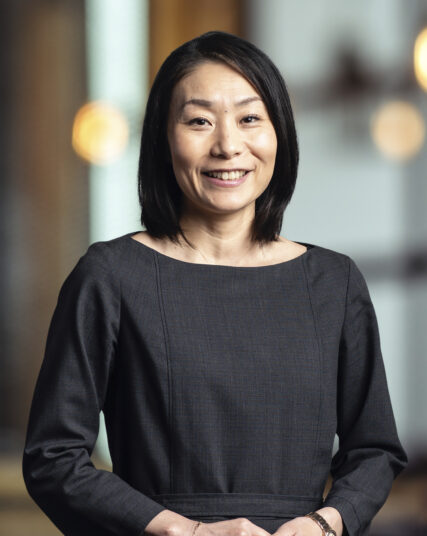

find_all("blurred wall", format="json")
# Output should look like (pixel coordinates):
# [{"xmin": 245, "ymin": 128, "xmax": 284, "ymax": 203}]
[
  {"xmin": 149, "ymin": 0, "xmax": 244, "ymax": 84},
  {"xmin": 0, "ymin": 0, "xmax": 88, "ymax": 449}
]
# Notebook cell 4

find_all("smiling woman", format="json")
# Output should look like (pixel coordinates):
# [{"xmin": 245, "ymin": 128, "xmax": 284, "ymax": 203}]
[
  {"xmin": 136, "ymin": 31, "xmax": 301, "ymax": 267},
  {"xmin": 166, "ymin": 61, "xmax": 277, "ymax": 233},
  {"xmin": 23, "ymin": 31, "xmax": 407, "ymax": 536}
]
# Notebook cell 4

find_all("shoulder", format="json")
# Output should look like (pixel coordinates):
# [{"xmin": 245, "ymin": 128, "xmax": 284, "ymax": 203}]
[
  {"xmin": 85, "ymin": 232, "xmax": 132, "ymax": 263},
  {"xmin": 295, "ymin": 239, "xmax": 351, "ymax": 273},
  {"xmin": 304, "ymin": 242, "xmax": 373, "ymax": 306},
  {"xmin": 73, "ymin": 232, "xmax": 136, "ymax": 273},
  {"xmin": 64, "ymin": 231, "xmax": 159, "ymax": 300},
  {"xmin": 61, "ymin": 233, "xmax": 133, "ymax": 296},
  {"xmin": 294, "ymin": 240, "xmax": 368, "ymax": 298}
]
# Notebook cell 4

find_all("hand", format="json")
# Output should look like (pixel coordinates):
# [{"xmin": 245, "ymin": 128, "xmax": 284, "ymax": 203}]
[
  {"xmin": 144, "ymin": 511, "xmax": 272, "ymax": 536},
  {"xmin": 194, "ymin": 518, "xmax": 272, "ymax": 536},
  {"xmin": 270, "ymin": 516, "xmax": 323, "ymax": 536}
]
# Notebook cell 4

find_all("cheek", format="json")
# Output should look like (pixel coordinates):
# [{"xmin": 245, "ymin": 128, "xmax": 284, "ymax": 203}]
[
  {"xmin": 169, "ymin": 133, "xmax": 203, "ymax": 173},
  {"xmin": 252, "ymin": 130, "xmax": 277, "ymax": 165}
]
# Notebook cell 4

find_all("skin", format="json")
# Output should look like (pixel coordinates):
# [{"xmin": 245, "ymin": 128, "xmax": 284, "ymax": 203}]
[
  {"xmin": 167, "ymin": 59, "xmax": 278, "ymax": 265},
  {"xmin": 133, "ymin": 60, "xmax": 307, "ymax": 266},
  {"xmin": 168, "ymin": 62, "xmax": 276, "ymax": 219},
  {"xmin": 143, "ymin": 61, "xmax": 344, "ymax": 535}
]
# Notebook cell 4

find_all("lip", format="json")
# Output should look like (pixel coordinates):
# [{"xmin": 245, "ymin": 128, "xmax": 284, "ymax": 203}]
[
  {"xmin": 202, "ymin": 168, "xmax": 251, "ymax": 173},
  {"xmin": 202, "ymin": 170, "xmax": 251, "ymax": 187}
]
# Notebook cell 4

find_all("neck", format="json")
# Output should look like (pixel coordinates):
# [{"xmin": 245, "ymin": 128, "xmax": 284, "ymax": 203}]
[{"xmin": 177, "ymin": 207, "xmax": 265, "ymax": 265}]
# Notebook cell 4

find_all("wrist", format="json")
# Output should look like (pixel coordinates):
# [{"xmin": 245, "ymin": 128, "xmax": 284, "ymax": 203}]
[
  {"xmin": 144, "ymin": 509, "xmax": 197, "ymax": 536},
  {"xmin": 191, "ymin": 521, "xmax": 203, "ymax": 536},
  {"xmin": 314, "ymin": 507, "xmax": 343, "ymax": 536},
  {"xmin": 165, "ymin": 518, "xmax": 203, "ymax": 536}
]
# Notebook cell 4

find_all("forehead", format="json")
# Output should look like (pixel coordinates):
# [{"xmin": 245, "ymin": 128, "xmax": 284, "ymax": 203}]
[{"xmin": 170, "ymin": 61, "xmax": 261, "ymax": 107}]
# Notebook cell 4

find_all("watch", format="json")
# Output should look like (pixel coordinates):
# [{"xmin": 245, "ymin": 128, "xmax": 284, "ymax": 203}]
[{"xmin": 304, "ymin": 511, "xmax": 337, "ymax": 536}]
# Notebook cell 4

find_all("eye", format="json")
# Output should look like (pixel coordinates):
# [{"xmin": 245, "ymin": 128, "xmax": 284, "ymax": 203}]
[
  {"xmin": 242, "ymin": 114, "xmax": 261, "ymax": 124},
  {"xmin": 188, "ymin": 117, "xmax": 210, "ymax": 126}
]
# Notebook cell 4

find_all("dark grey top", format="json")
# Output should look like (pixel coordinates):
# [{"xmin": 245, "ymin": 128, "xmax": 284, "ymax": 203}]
[{"xmin": 22, "ymin": 231, "xmax": 408, "ymax": 536}]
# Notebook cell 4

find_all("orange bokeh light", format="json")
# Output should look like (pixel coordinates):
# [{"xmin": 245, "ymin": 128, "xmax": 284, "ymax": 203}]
[{"xmin": 72, "ymin": 101, "xmax": 129, "ymax": 165}]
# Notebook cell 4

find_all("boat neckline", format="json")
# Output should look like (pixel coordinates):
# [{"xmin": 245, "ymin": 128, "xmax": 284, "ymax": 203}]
[{"xmin": 127, "ymin": 232, "xmax": 316, "ymax": 269}]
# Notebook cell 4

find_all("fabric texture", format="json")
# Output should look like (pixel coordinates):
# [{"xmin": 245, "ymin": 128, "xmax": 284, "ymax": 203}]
[{"xmin": 22, "ymin": 231, "xmax": 408, "ymax": 536}]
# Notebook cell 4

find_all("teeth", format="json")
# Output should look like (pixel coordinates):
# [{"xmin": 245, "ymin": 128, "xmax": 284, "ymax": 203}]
[{"xmin": 205, "ymin": 170, "xmax": 247, "ymax": 180}]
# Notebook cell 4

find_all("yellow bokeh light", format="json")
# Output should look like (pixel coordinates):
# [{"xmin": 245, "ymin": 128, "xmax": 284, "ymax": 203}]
[
  {"xmin": 414, "ymin": 27, "xmax": 427, "ymax": 92},
  {"xmin": 370, "ymin": 100, "xmax": 425, "ymax": 162},
  {"xmin": 72, "ymin": 101, "xmax": 129, "ymax": 165}
]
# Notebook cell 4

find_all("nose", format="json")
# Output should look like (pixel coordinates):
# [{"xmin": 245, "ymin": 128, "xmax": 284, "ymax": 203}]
[{"xmin": 210, "ymin": 118, "xmax": 244, "ymax": 159}]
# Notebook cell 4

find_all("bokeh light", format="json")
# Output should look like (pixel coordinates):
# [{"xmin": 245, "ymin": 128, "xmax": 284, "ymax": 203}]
[
  {"xmin": 414, "ymin": 26, "xmax": 427, "ymax": 92},
  {"xmin": 72, "ymin": 101, "xmax": 129, "ymax": 165},
  {"xmin": 370, "ymin": 100, "xmax": 425, "ymax": 161}
]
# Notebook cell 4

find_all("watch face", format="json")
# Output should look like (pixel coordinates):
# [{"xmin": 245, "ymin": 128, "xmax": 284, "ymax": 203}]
[{"xmin": 326, "ymin": 531, "xmax": 337, "ymax": 536}]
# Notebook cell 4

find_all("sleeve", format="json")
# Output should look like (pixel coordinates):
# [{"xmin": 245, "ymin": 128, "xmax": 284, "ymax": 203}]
[
  {"xmin": 322, "ymin": 256, "xmax": 408, "ymax": 536},
  {"xmin": 22, "ymin": 245, "xmax": 167, "ymax": 536}
]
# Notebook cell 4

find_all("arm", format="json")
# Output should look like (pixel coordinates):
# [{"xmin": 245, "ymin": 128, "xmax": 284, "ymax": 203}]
[
  {"xmin": 322, "ymin": 257, "xmax": 408, "ymax": 535},
  {"xmin": 22, "ymin": 245, "xmax": 167, "ymax": 536}
]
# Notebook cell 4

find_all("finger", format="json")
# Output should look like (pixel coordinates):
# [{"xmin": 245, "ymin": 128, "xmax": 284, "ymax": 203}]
[
  {"xmin": 252, "ymin": 525, "xmax": 273, "ymax": 536},
  {"xmin": 273, "ymin": 516, "xmax": 323, "ymax": 536},
  {"xmin": 231, "ymin": 517, "xmax": 272, "ymax": 536}
]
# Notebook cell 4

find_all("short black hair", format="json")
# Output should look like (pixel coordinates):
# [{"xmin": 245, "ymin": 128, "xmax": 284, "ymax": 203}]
[{"xmin": 137, "ymin": 30, "xmax": 299, "ymax": 247}]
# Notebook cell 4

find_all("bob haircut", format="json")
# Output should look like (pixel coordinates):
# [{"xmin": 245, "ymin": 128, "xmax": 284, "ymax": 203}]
[{"xmin": 137, "ymin": 30, "xmax": 299, "ymax": 247}]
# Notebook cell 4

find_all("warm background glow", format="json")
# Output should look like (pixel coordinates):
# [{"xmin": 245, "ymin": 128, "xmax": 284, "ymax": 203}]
[
  {"xmin": 414, "ymin": 26, "xmax": 427, "ymax": 92},
  {"xmin": 72, "ymin": 101, "xmax": 129, "ymax": 165},
  {"xmin": 370, "ymin": 100, "xmax": 425, "ymax": 161}
]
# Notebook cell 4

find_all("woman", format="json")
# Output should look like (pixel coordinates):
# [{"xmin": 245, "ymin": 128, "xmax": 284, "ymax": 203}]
[{"xmin": 23, "ymin": 31, "xmax": 407, "ymax": 536}]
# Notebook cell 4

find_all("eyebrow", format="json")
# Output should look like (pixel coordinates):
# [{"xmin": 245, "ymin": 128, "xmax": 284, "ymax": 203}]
[{"xmin": 179, "ymin": 96, "xmax": 262, "ymax": 112}]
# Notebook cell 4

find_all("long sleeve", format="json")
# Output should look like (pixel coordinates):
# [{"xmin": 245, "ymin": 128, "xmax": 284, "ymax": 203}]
[
  {"xmin": 322, "ymin": 257, "xmax": 408, "ymax": 535},
  {"xmin": 22, "ymin": 245, "xmax": 166, "ymax": 536}
]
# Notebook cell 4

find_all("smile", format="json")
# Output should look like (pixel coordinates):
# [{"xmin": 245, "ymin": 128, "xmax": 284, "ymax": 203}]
[{"xmin": 202, "ymin": 169, "xmax": 249, "ymax": 180}]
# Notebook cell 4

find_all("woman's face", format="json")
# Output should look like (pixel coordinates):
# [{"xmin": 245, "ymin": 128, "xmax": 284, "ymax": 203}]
[{"xmin": 167, "ymin": 61, "xmax": 278, "ymax": 219}]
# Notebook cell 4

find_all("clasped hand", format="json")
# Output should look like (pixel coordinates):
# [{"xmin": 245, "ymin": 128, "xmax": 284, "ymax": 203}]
[{"xmin": 193, "ymin": 514, "xmax": 341, "ymax": 536}]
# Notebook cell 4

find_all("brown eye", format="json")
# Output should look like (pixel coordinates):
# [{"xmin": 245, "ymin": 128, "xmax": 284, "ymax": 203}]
[
  {"xmin": 188, "ymin": 118, "xmax": 210, "ymax": 126},
  {"xmin": 242, "ymin": 115, "xmax": 260, "ymax": 123}
]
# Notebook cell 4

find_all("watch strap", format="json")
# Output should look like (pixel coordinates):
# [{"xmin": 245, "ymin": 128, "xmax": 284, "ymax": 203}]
[{"xmin": 304, "ymin": 511, "xmax": 337, "ymax": 536}]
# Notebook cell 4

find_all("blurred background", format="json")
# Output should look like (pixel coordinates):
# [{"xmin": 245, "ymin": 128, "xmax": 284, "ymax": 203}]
[{"xmin": 1, "ymin": 0, "xmax": 426, "ymax": 534}]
